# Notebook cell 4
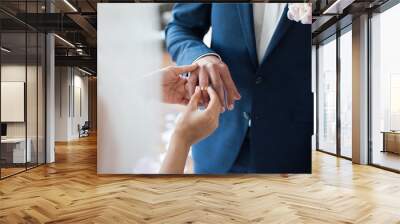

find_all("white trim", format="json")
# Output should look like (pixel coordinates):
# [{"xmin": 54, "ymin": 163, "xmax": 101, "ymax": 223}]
[
  {"xmin": 54, "ymin": 34, "xmax": 75, "ymax": 48},
  {"xmin": 63, "ymin": 0, "xmax": 78, "ymax": 12}
]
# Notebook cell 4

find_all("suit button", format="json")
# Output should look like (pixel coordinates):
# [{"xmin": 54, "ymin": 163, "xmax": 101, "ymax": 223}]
[
  {"xmin": 255, "ymin": 76, "xmax": 263, "ymax": 84},
  {"xmin": 243, "ymin": 112, "xmax": 250, "ymax": 120}
]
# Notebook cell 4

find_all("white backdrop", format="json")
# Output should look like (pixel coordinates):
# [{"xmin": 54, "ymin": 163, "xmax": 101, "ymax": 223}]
[
  {"xmin": 97, "ymin": 4, "xmax": 164, "ymax": 174},
  {"xmin": 1, "ymin": 82, "xmax": 25, "ymax": 122}
]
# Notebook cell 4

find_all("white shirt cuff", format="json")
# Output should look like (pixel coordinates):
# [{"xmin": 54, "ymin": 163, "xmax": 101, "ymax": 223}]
[{"xmin": 193, "ymin": 53, "xmax": 222, "ymax": 63}]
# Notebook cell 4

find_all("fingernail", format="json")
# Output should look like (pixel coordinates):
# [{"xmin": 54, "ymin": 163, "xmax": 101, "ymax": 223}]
[
  {"xmin": 228, "ymin": 104, "xmax": 234, "ymax": 110},
  {"xmin": 221, "ymin": 107, "xmax": 225, "ymax": 113},
  {"xmin": 195, "ymin": 86, "xmax": 200, "ymax": 91}
]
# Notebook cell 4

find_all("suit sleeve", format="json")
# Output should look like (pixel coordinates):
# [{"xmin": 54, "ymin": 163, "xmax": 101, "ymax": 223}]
[{"xmin": 165, "ymin": 3, "xmax": 216, "ymax": 65}]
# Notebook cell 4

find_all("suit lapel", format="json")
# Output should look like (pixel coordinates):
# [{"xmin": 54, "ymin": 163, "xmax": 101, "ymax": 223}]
[
  {"xmin": 236, "ymin": 4, "xmax": 258, "ymax": 69},
  {"xmin": 260, "ymin": 5, "xmax": 292, "ymax": 65}
]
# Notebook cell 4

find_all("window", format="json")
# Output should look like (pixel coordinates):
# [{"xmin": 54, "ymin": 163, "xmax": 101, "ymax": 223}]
[
  {"xmin": 370, "ymin": 2, "xmax": 400, "ymax": 171},
  {"xmin": 339, "ymin": 29, "xmax": 352, "ymax": 158},
  {"xmin": 0, "ymin": 2, "xmax": 47, "ymax": 179},
  {"xmin": 317, "ymin": 37, "xmax": 337, "ymax": 154},
  {"xmin": 316, "ymin": 27, "xmax": 353, "ymax": 159}
]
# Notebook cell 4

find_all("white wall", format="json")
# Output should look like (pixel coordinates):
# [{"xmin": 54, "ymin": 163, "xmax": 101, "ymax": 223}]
[
  {"xmin": 1, "ymin": 66, "xmax": 26, "ymax": 130},
  {"xmin": 71, "ymin": 73, "xmax": 89, "ymax": 138},
  {"xmin": 97, "ymin": 4, "xmax": 164, "ymax": 174},
  {"xmin": 1, "ymin": 82, "xmax": 25, "ymax": 122},
  {"xmin": 55, "ymin": 67, "xmax": 89, "ymax": 141},
  {"xmin": 1, "ymin": 63, "xmax": 47, "ymax": 164},
  {"xmin": 55, "ymin": 67, "xmax": 68, "ymax": 141},
  {"xmin": 1, "ymin": 65, "xmax": 40, "ymax": 138}
]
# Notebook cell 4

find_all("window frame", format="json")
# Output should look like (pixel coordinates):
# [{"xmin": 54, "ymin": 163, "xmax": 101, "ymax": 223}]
[
  {"xmin": 367, "ymin": 0, "xmax": 400, "ymax": 173},
  {"xmin": 0, "ymin": 0, "xmax": 48, "ymax": 180},
  {"xmin": 315, "ymin": 24, "xmax": 353, "ymax": 161}
]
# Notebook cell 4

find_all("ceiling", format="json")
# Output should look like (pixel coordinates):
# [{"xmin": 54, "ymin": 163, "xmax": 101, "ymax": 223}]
[
  {"xmin": 0, "ymin": 0, "xmax": 394, "ymax": 74},
  {"xmin": 0, "ymin": 0, "xmax": 99, "ymax": 73},
  {"xmin": 312, "ymin": 0, "xmax": 391, "ymax": 44}
]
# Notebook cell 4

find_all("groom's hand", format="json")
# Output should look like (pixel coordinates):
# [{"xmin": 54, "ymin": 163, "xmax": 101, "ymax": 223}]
[{"xmin": 188, "ymin": 55, "xmax": 241, "ymax": 111}]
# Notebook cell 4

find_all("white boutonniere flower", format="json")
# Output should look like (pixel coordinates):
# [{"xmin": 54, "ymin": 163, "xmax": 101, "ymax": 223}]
[{"xmin": 287, "ymin": 3, "xmax": 312, "ymax": 25}]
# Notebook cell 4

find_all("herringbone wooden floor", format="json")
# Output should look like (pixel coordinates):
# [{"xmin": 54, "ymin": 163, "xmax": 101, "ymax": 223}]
[{"xmin": 1, "ymin": 135, "xmax": 400, "ymax": 224}]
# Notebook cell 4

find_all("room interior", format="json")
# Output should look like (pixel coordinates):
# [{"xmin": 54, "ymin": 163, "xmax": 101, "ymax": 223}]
[{"xmin": 0, "ymin": 30, "xmax": 46, "ymax": 177}]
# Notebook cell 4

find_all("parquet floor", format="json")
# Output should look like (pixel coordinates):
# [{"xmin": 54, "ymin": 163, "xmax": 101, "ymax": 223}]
[{"xmin": 1, "ymin": 135, "xmax": 400, "ymax": 224}]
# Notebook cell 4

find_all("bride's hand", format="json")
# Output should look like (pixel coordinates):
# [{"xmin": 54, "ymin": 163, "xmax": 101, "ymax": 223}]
[
  {"xmin": 173, "ymin": 86, "xmax": 222, "ymax": 146},
  {"xmin": 160, "ymin": 64, "xmax": 198, "ymax": 105},
  {"xmin": 160, "ymin": 86, "xmax": 222, "ymax": 174}
]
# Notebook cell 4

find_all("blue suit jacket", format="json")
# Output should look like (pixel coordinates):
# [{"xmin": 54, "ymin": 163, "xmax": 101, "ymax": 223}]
[{"xmin": 165, "ymin": 3, "xmax": 312, "ymax": 173}]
